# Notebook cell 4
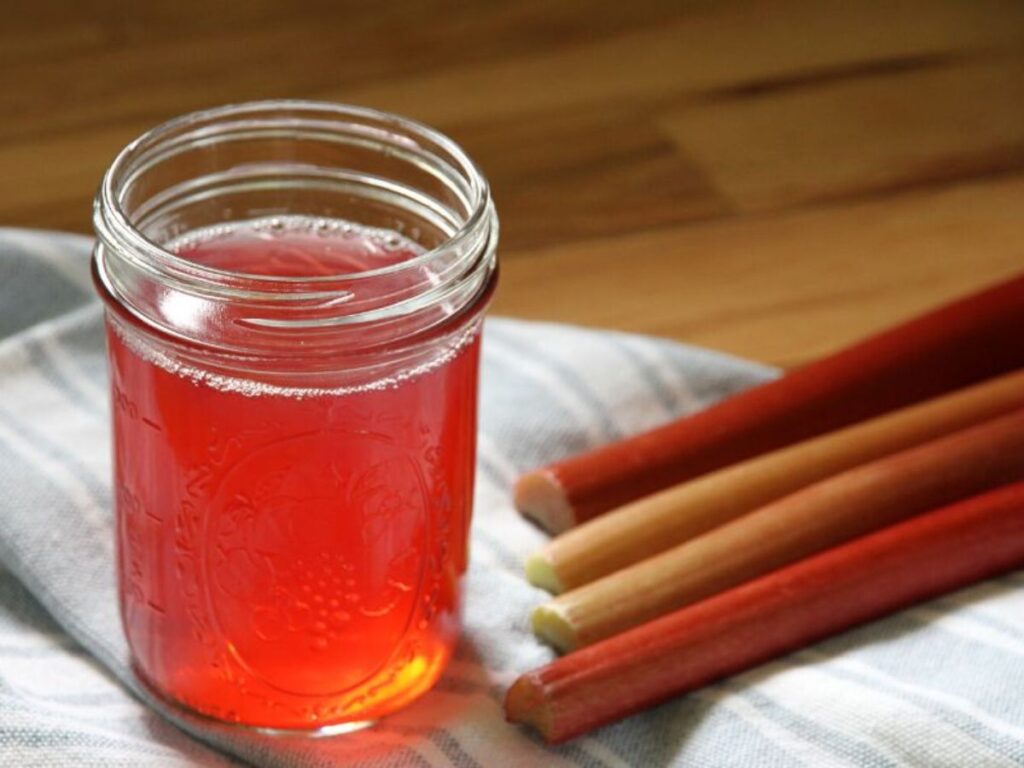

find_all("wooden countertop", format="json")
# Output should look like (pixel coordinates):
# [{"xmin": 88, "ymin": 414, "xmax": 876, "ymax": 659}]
[{"xmin": 5, "ymin": 1, "xmax": 1023, "ymax": 367}]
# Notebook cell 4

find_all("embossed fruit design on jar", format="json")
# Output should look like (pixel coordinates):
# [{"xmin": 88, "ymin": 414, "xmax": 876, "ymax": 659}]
[{"xmin": 92, "ymin": 103, "xmax": 497, "ymax": 731}]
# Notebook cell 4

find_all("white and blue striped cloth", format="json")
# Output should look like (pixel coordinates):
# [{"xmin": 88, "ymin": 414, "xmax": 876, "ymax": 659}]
[{"xmin": 0, "ymin": 228, "xmax": 1023, "ymax": 767}]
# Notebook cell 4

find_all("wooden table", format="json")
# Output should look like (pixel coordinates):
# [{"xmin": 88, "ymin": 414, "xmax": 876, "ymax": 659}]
[{"xmin": 5, "ymin": 1, "xmax": 1023, "ymax": 367}]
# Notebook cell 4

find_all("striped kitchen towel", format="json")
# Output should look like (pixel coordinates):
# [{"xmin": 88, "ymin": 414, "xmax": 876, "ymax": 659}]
[{"xmin": 0, "ymin": 228, "xmax": 1022, "ymax": 767}]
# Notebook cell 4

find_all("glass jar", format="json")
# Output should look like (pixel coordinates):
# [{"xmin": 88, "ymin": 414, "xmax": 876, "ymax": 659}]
[{"xmin": 92, "ymin": 101, "xmax": 498, "ymax": 732}]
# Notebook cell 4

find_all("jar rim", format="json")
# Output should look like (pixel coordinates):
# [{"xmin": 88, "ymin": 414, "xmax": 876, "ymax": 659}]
[
  {"xmin": 95, "ymin": 99, "xmax": 493, "ymax": 292},
  {"xmin": 92, "ymin": 100, "xmax": 498, "ymax": 352}
]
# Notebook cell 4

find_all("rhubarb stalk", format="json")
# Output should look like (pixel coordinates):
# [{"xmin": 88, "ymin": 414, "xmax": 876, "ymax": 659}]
[
  {"xmin": 506, "ymin": 482, "xmax": 1024, "ymax": 743},
  {"xmin": 515, "ymin": 272, "xmax": 1024, "ymax": 533},
  {"xmin": 528, "ymin": 370, "xmax": 1024, "ymax": 593},
  {"xmin": 533, "ymin": 407, "xmax": 1024, "ymax": 651},
  {"xmin": 526, "ymin": 369, "xmax": 1024, "ymax": 593}
]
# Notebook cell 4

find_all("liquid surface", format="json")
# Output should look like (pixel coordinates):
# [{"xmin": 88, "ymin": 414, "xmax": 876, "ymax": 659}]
[
  {"xmin": 171, "ymin": 216, "xmax": 420, "ymax": 277},
  {"xmin": 109, "ymin": 218, "xmax": 479, "ymax": 728}
]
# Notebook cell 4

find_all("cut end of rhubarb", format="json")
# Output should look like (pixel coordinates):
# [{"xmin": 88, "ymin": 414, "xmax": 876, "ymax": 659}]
[
  {"xmin": 532, "ymin": 602, "xmax": 579, "ymax": 653},
  {"xmin": 515, "ymin": 470, "xmax": 575, "ymax": 534},
  {"xmin": 504, "ymin": 674, "xmax": 554, "ymax": 741},
  {"xmin": 525, "ymin": 551, "xmax": 564, "ymax": 594}
]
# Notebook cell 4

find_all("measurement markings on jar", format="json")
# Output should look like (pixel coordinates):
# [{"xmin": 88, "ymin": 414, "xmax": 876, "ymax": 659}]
[{"xmin": 113, "ymin": 382, "xmax": 163, "ymax": 432}]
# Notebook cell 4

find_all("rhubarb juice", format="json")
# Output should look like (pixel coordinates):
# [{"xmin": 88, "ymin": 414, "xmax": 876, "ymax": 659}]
[{"xmin": 107, "ymin": 217, "xmax": 481, "ymax": 729}]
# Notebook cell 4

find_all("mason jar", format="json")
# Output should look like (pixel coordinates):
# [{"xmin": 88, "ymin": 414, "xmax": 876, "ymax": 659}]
[{"xmin": 91, "ymin": 101, "xmax": 498, "ymax": 732}]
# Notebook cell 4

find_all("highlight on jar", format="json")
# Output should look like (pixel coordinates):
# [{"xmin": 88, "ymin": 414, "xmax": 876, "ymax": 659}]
[{"xmin": 91, "ymin": 101, "xmax": 498, "ymax": 733}]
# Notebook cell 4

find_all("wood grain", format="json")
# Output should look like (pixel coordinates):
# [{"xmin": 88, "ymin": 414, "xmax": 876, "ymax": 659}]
[
  {"xmin": 4, "ymin": 0, "xmax": 1023, "ymax": 367},
  {"xmin": 660, "ymin": 54, "xmax": 1024, "ymax": 210},
  {"xmin": 492, "ymin": 176, "xmax": 1024, "ymax": 367}
]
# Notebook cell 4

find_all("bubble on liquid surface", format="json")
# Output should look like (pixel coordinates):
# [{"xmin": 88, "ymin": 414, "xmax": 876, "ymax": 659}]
[
  {"xmin": 111, "ymin": 317, "xmax": 479, "ymax": 400},
  {"xmin": 167, "ymin": 215, "xmax": 426, "ymax": 278}
]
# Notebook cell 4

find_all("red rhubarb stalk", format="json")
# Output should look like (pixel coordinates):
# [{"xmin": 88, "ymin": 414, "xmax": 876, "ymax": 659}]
[
  {"xmin": 505, "ymin": 482, "xmax": 1024, "ymax": 743},
  {"xmin": 515, "ymin": 272, "xmax": 1024, "ymax": 532}
]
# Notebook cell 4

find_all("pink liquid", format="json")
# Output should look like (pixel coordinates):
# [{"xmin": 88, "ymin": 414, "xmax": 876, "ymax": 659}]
[{"xmin": 106, "ymin": 217, "xmax": 481, "ymax": 729}]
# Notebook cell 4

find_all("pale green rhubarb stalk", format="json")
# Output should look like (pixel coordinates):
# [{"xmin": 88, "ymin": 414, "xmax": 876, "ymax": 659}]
[
  {"xmin": 534, "ymin": 407, "xmax": 1024, "ymax": 651},
  {"xmin": 526, "ymin": 369, "xmax": 1024, "ymax": 594}
]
